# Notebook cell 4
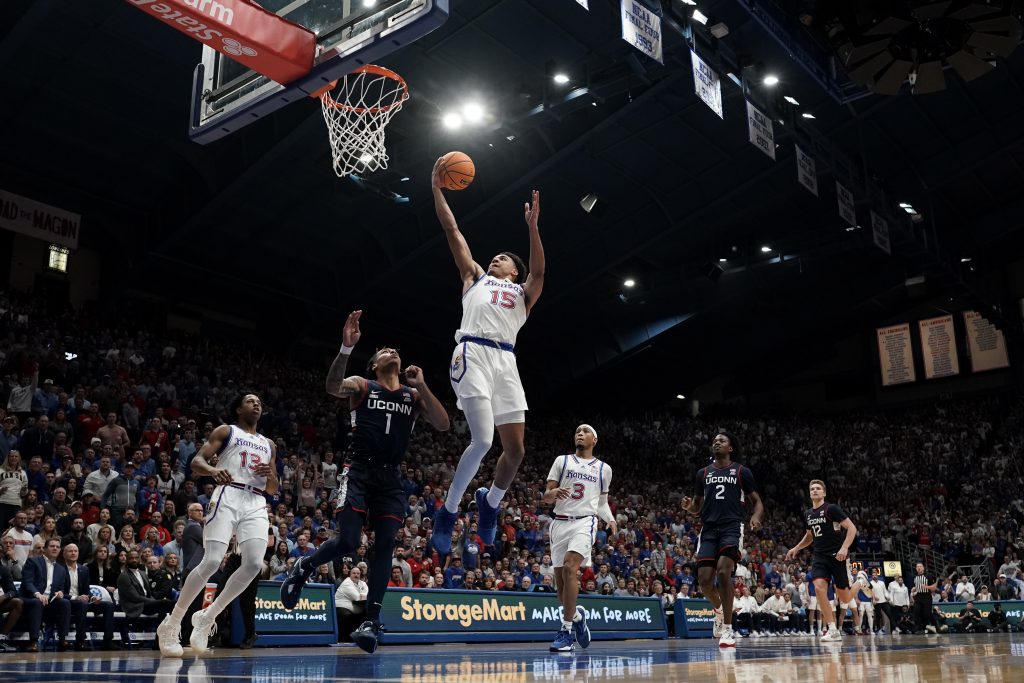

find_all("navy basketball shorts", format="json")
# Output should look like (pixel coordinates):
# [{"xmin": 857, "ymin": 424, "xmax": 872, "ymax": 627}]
[
  {"xmin": 695, "ymin": 521, "xmax": 744, "ymax": 568},
  {"xmin": 810, "ymin": 553, "xmax": 851, "ymax": 590}
]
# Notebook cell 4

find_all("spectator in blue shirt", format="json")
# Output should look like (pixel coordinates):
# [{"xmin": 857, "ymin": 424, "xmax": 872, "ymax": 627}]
[
  {"xmin": 444, "ymin": 557, "xmax": 465, "ymax": 589},
  {"xmin": 290, "ymin": 533, "xmax": 315, "ymax": 559}
]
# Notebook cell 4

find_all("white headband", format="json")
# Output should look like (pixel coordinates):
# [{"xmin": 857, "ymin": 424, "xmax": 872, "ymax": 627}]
[{"xmin": 578, "ymin": 424, "xmax": 598, "ymax": 440}]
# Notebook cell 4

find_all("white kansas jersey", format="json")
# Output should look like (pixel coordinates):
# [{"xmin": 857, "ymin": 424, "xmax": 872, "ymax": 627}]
[
  {"xmin": 547, "ymin": 454, "xmax": 611, "ymax": 518},
  {"xmin": 217, "ymin": 425, "xmax": 271, "ymax": 489},
  {"xmin": 455, "ymin": 274, "xmax": 528, "ymax": 346}
]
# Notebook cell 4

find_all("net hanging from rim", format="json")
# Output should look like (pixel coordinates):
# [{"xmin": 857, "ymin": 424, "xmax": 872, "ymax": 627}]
[{"xmin": 315, "ymin": 64, "xmax": 409, "ymax": 178}]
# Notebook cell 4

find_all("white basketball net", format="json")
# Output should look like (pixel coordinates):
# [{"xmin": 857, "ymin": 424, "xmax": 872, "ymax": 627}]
[{"xmin": 319, "ymin": 65, "xmax": 409, "ymax": 178}]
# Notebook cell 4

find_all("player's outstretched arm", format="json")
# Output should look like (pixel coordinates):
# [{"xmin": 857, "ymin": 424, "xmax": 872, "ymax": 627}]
[
  {"xmin": 191, "ymin": 424, "xmax": 234, "ymax": 484},
  {"xmin": 522, "ymin": 190, "xmax": 545, "ymax": 311},
  {"xmin": 432, "ymin": 158, "xmax": 483, "ymax": 288},
  {"xmin": 326, "ymin": 310, "xmax": 368, "ymax": 399},
  {"xmin": 404, "ymin": 366, "xmax": 450, "ymax": 432},
  {"xmin": 785, "ymin": 531, "xmax": 813, "ymax": 561}
]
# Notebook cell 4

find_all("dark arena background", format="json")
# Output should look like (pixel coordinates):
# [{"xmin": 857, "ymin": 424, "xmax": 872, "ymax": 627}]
[{"xmin": 1, "ymin": 0, "xmax": 1024, "ymax": 681}]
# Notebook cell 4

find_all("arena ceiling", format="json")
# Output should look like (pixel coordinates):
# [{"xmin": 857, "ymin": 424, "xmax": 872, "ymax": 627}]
[{"xmin": 2, "ymin": 0, "xmax": 1023, "ymax": 407}]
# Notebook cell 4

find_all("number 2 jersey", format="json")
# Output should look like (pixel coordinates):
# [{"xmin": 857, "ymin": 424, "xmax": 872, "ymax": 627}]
[
  {"xmin": 455, "ymin": 274, "xmax": 528, "ymax": 346},
  {"xmin": 350, "ymin": 379, "xmax": 419, "ymax": 465},
  {"xmin": 694, "ymin": 462, "xmax": 756, "ymax": 525},
  {"xmin": 217, "ymin": 424, "xmax": 272, "ymax": 490},
  {"xmin": 805, "ymin": 503, "xmax": 849, "ymax": 557},
  {"xmin": 547, "ymin": 454, "xmax": 611, "ymax": 517}
]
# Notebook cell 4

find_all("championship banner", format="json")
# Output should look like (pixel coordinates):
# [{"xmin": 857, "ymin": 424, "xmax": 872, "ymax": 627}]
[
  {"xmin": 919, "ymin": 315, "xmax": 960, "ymax": 379},
  {"xmin": 237, "ymin": 582, "xmax": 337, "ymax": 646},
  {"xmin": 836, "ymin": 181, "xmax": 857, "ymax": 226},
  {"xmin": 933, "ymin": 600, "xmax": 1024, "ymax": 627},
  {"xmin": 964, "ymin": 311, "xmax": 1010, "ymax": 373},
  {"xmin": 123, "ymin": 0, "xmax": 316, "ymax": 84},
  {"xmin": 746, "ymin": 101, "xmax": 776, "ymax": 160},
  {"xmin": 673, "ymin": 598, "xmax": 715, "ymax": 638},
  {"xmin": 378, "ymin": 588, "xmax": 667, "ymax": 643},
  {"xmin": 870, "ymin": 210, "xmax": 891, "ymax": 255},
  {"xmin": 691, "ymin": 50, "xmax": 723, "ymax": 118},
  {"xmin": 877, "ymin": 323, "xmax": 916, "ymax": 386},
  {"xmin": 796, "ymin": 145, "xmax": 818, "ymax": 196},
  {"xmin": 0, "ymin": 189, "xmax": 80, "ymax": 250},
  {"xmin": 620, "ymin": 0, "xmax": 663, "ymax": 64}
]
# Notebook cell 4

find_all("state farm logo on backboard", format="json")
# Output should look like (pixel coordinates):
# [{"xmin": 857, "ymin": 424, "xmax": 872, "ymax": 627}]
[
  {"xmin": 128, "ymin": 0, "xmax": 226, "ymax": 43},
  {"xmin": 221, "ymin": 37, "xmax": 257, "ymax": 57}
]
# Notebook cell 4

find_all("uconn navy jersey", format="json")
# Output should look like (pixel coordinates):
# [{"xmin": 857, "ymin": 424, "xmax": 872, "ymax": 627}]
[
  {"xmin": 350, "ymin": 380, "xmax": 418, "ymax": 464},
  {"xmin": 805, "ymin": 503, "xmax": 848, "ymax": 556},
  {"xmin": 694, "ymin": 462, "xmax": 756, "ymax": 525},
  {"xmin": 217, "ymin": 425, "xmax": 271, "ymax": 489},
  {"xmin": 455, "ymin": 274, "xmax": 527, "ymax": 346}
]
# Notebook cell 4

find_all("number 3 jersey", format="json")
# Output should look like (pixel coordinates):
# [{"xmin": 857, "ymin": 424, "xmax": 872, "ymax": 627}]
[
  {"xmin": 455, "ymin": 274, "xmax": 528, "ymax": 346},
  {"xmin": 217, "ymin": 425, "xmax": 272, "ymax": 490},
  {"xmin": 694, "ymin": 462, "xmax": 757, "ymax": 525},
  {"xmin": 547, "ymin": 454, "xmax": 612, "ymax": 518}
]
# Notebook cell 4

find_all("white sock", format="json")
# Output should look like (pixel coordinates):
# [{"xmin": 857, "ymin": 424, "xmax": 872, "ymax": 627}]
[
  {"xmin": 572, "ymin": 609, "xmax": 582, "ymax": 622},
  {"xmin": 561, "ymin": 620, "xmax": 573, "ymax": 631},
  {"xmin": 485, "ymin": 485, "xmax": 507, "ymax": 508}
]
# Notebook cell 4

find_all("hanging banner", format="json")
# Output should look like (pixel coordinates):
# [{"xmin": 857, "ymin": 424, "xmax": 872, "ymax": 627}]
[
  {"xmin": 690, "ymin": 50, "xmax": 723, "ymax": 119},
  {"xmin": 620, "ymin": 0, "xmax": 663, "ymax": 64},
  {"xmin": 964, "ymin": 311, "xmax": 1010, "ymax": 373},
  {"xmin": 745, "ymin": 101, "xmax": 776, "ymax": 160},
  {"xmin": 919, "ymin": 315, "xmax": 960, "ymax": 379},
  {"xmin": 836, "ymin": 181, "xmax": 857, "ymax": 227},
  {"xmin": 0, "ymin": 189, "xmax": 80, "ymax": 250},
  {"xmin": 870, "ymin": 210, "xmax": 891, "ymax": 254},
  {"xmin": 796, "ymin": 145, "xmax": 818, "ymax": 196},
  {"xmin": 877, "ymin": 323, "xmax": 916, "ymax": 386}
]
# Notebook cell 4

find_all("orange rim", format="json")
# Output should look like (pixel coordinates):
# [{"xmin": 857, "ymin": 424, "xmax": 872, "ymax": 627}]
[{"xmin": 317, "ymin": 64, "xmax": 409, "ymax": 114}]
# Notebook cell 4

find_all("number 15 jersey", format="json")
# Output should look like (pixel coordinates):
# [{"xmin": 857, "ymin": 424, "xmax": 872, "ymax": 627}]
[
  {"xmin": 694, "ymin": 462, "xmax": 756, "ymax": 525},
  {"xmin": 455, "ymin": 274, "xmax": 528, "ymax": 346},
  {"xmin": 547, "ymin": 454, "xmax": 611, "ymax": 518}
]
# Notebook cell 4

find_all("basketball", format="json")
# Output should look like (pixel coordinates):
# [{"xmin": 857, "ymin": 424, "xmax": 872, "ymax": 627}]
[{"xmin": 439, "ymin": 151, "xmax": 475, "ymax": 190}]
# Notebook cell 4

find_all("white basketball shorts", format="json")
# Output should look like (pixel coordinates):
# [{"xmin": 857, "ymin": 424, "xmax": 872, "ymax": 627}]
[
  {"xmin": 549, "ymin": 517, "xmax": 596, "ymax": 568},
  {"xmin": 203, "ymin": 485, "xmax": 268, "ymax": 545},
  {"xmin": 450, "ymin": 341, "xmax": 528, "ymax": 420}
]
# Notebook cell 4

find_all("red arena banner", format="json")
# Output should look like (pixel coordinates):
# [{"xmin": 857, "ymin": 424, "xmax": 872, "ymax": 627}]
[{"xmin": 124, "ymin": 0, "xmax": 316, "ymax": 84}]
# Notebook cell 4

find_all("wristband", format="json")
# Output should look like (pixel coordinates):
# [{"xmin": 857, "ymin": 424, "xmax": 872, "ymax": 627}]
[{"xmin": 340, "ymin": 344, "xmax": 355, "ymax": 355}]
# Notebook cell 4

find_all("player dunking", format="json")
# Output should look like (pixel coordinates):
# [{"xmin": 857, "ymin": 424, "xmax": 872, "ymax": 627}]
[
  {"xmin": 542, "ymin": 424, "xmax": 616, "ymax": 652},
  {"xmin": 785, "ymin": 479, "xmax": 859, "ymax": 642},
  {"xmin": 429, "ymin": 159, "xmax": 545, "ymax": 553},
  {"xmin": 158, "ymin": 393, "xmax": 278, "ymax": 657},
  {"xmin": 682, "ymin": 432, "xmax": 763, "ymax": 648},
  {"xmin": 280, "ymin": 310, "xmax": 449, "ymax": 652}
]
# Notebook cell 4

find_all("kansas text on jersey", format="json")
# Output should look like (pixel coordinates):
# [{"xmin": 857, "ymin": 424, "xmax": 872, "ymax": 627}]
[
  {"xmin": 805, "ymin": 503, "xmax": 849, "ymax": 556},
  {"xmin": 547, "ymin": 454, "xmax": 611, "ymax": 518},
  {"xmin": 456, "ymin": 275, "xmax": 528, "ymax": 347},
  {"xmin": 695, "ymin": 462, "xmax": 756, "ymax": 525},
  {"xmin": 350, "ymin": 379, "xmax": 419, "ymax": 464},
  {"xmin": 216, "ymin": 425, "xmax": 271, "ymax": 490}
]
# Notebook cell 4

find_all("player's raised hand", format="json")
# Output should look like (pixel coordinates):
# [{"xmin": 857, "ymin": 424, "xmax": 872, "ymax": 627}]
[
  {"xmin": 404, "ymin": 365, "xmax": 424, "ymax": 388},
  {"xmin": 431, "ymin": 157, "xmax": 446, "ymax": 189},
  {"xmin": 524, "ymin": 190, "xmax": 540, "ymax": 229},
  {"xmin": 343, "ymin": 310, "xmax": 362, "ymax": 348}
]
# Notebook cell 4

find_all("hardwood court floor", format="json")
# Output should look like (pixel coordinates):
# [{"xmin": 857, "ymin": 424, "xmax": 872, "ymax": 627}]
[{"xmin": 0, "ymin": 633, "xmax": 1020, "ymax": 682}]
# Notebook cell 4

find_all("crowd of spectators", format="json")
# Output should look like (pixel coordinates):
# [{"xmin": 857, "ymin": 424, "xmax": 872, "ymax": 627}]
[{"xmin": 1, "ymin": 289, "xmax": 1023, "ymax": 647}]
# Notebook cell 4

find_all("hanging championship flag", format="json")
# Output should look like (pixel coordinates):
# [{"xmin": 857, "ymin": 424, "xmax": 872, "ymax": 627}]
[
  {"xmin": 690, "ymin": 50, "xmax": 723, "ymax": 118},
  {"xmin": 620, "ymin": 0, "xmax": 663, "ymax": 64},
  {"xmin": 870, "ymin": 211, "xmax": 891, "ymax": 254},
  {"xmin": 836, "ymin": 181, "xmax": 856, "ymax": 226},
  {"xmin": 746, "ymin": 101, "xmax": 775, "ymax": 160},
  {"xmin": 796, "ymin": 145, "xmax": 818, "ymax": 196}
]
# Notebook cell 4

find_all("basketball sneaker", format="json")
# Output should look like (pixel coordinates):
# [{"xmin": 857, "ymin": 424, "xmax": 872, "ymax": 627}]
[
  {"xmin": 550, "ymin": 627, "xmax": 575, "ymax": 652},
  {"xmin": 820, "ymin": 625, "xmax": 843, "ymax": 642},
  {"xmin": 352, "ymin": 620, "xmax": 383, "ymax": 654},
  {"xmin": 189, "ymin": 607, "xmax": 217, "ymax": 654},
  {"xmin": 718, "ymin": 625, "xmax": 736, "ymax": 648},
  {"xmin": 474, "ymin": 487, "xmax": 499, "ymax": 545},
  {"xmin": 573, "ymin": 606, "xmax": 591, "ymax": 648},
  {"xmin": 713, "ymin": 606, "xmax": 724, "ymax": 638},
  {"xmin": 280, "ymin": 555, "xmax": 312, "ymax": 610},
  {"xmin": 431, "ymin": 507, "xmax": 458, "ymax": 554},
  {"xmin": 156, "ymin": 615, "xmax": 183, "ymax": 657}
]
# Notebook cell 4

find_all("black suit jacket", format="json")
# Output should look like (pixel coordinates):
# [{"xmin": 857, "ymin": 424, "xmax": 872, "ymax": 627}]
[
  {"xmin": 20, "ymin": 556, "xmax": 70, "ymax": 599},
  {"xmin": 181, "ymin": 520, "xmax": 205, "ymax": 576},
  {"xmin": 116, "ymin": 567, "xmax": 161, "ymax": 618},
  {"xmin": 67, "ymin": 563, "xmax": 91, "ymax": 599}
]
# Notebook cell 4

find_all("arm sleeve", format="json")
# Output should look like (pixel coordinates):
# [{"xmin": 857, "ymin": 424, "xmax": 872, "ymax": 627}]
[{"xmin": 597, "ymin": 494, "xmax": 614, "ymax": 524}]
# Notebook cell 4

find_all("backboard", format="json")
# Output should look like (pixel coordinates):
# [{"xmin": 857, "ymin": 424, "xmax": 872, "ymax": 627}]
[{"xmin": 189, "ymin": 0, "xmax": 448, "ymax": 143}]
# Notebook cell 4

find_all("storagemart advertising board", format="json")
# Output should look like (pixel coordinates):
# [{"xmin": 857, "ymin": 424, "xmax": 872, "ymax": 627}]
[{"xmin": 378, "ymin": 588, "xmax": 667, "ymax": 644}]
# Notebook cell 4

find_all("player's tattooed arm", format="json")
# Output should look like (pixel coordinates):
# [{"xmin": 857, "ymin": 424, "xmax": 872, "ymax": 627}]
[{"xmin": 326, "ymin": 310, "xmax": 368, "ymax": 398}]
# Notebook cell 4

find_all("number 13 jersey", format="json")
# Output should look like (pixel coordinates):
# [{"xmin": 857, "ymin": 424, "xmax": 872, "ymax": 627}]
[
  {"xmin": 455, "ymin": 274, "xmax": 528, "ymax": 346},
  {"xmin": 218, "ymin": 425, "xmax": 271, "ymax": 490},
  {"xmin": 547, "ymin": 454, "xmax": 612, "ymax": 518},
  {"xmin": 694, "ymin": 462, "xmax": 757, "ymax": 525}
]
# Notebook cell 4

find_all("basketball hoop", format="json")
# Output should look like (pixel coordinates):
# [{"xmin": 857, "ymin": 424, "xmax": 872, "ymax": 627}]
[{"xmin": 313, "ymin": 65, "xmax": 409, "ymax": 178}]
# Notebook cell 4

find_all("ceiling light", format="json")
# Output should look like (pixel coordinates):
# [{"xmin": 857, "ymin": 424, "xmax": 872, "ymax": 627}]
[
  {"xmin": 726, "ymin": 72, "xmax": 742, "ymax": 87},
  {"xmin": 692, "ymin": 9, "xmax": 709, "ymax": 25},
  {"xmin": 710, "ymin": 22, "xmax": 729, "ymax": 38},
  {"xmin": 784, "ymin": 95, "xmax": 800, "ymax": 105},
  {"xmin": 680, "ymin": 0, "xmax": 696, "ymax": 5},
  {"xmin": 399, "ymin": 176, "xmax": 410, "ymax": 182},
  {"xmin": 961, "ymin": 257, "xmax": 972, "ymax": 263},
  {"xmin": 801, "ymin": 112, "xmax": 816, "ymax": 119},
  {"xmin": 553, "ymin": 73, "xmax": 570, "ymax": 85},
  {"xmin": 761, "ymin": 245, "xmax": 772, "ymax": 253},
  {"xmin": 719, "ymin": 258, "xmax": 727, "ymax": 262},
  {"xmin": 676, "ymin": 394, "xmax": 686, "ymax": 399},
  {"xmin": 462, "ymin": 102, "xmax": 484, "ymax": 123},
  {"xmin": 624, "ymin": 279, "xmax": 636, "ymax": 288},
  {"xmin": 506, "ymin": 134, "xmax": 516, "ymax": 141},
  {"xmin": 442, "ymin": 112, "xmax": 463, "ymax": 129},
  {"xmin": 362, "ymin": 0, "xmax": 377, "ymax": 7},
  {"xmin": 898, "ymin": 203, "xmax": 912, "ymax": 208},
  {"xmin": 763, "ymin": 75, "xmax": 779, "ymax": 86}
]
